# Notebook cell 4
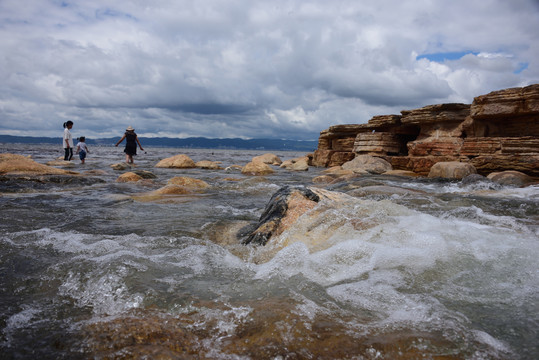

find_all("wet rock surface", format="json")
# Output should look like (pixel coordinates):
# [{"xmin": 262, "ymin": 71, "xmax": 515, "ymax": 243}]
[{"xmin": 241, "ymin": 186, "xmax": 320, "ymax": 245}]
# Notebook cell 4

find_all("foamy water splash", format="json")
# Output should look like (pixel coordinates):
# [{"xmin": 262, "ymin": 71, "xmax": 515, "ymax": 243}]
[{"xmin": 1, "ymin": 144, "xmax": 537, "ymax": 359}]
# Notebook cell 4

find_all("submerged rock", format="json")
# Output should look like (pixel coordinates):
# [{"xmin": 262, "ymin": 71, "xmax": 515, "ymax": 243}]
[
  {"xmin": 0, "ymin": 153, "xmax": 79, "ymax": 176},
  {"xmin": 487, "ymin": 170, "xmax": 535, "ymax": 187},
  {"xmin": 110, "ymin": 162, "xmax": 133, "ymax": 170},
  {"xmin": 133, "ymin": 170, "xmax": 157, "ymax": 179},
  {"xmin": 195, "ymin": 160, "xmax": 222, "ymax": 170},
  {"xmin": 45, "ymin": 160, "xmax": 76, "ymax": 167}
]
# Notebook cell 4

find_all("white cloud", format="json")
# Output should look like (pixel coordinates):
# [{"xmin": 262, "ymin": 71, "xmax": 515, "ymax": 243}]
[{"xmin": 0, "ymin": 0, "xmax": 538, "ymax": 140}]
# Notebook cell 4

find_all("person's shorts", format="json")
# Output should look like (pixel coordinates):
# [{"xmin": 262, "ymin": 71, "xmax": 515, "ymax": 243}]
[{"xmin": 79, "ymin": 150, "xmax": 87, "ymax": 160}]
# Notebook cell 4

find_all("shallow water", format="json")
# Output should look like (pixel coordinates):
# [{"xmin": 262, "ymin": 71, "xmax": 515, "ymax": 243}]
[{"xmin": 0, "ymin": 143, "xmax": 537, "ymax": 359}]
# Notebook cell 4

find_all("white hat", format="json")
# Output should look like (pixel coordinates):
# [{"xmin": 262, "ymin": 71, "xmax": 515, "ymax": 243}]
[{"xmin": 126, "ymin": 126, "xmax": 134, "ymax": 131}]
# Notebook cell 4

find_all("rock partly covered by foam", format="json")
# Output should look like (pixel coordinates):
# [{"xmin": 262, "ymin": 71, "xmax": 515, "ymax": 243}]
[
  {"xmin": 241, "ymin": 186, "xmax": 321, "ymax": 246},
  {"xmin": 239, "ymin": 185, "xmax": 408, "ymax": 250}
]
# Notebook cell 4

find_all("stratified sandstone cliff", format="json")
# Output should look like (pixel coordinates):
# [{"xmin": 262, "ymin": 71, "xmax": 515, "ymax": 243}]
[{"xmin": 312, "ymin": 84, "xmax": 539, "ymax": 176}]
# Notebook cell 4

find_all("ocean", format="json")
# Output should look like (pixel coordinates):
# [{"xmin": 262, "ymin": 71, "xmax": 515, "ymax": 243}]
[{"xmin": 0, "ymin": 143, "xmax": 537, "ymax": 359}]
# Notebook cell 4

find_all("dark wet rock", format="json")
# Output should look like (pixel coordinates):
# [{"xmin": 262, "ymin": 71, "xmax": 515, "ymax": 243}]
[
  {"xmin": 0, "ymin": 174, "xmax": 105, "ymax": 192},
  {"xmin": 132, "ymin": 170, "xmax": 157, "ymax": 179},
  {"xmin": 487, "ymin": 170, "xmax": 536, "ymax": 187},
  {"xmin": 459, "ymin": 174, "xmax": 502, "ymax": 190},
  {"xmin": 241, "ymin": 186, "xmax": 320, "ymax": 246},
  {"xmin": 461, "ymin": 174, "xmax": 487, "ymax": 184}
]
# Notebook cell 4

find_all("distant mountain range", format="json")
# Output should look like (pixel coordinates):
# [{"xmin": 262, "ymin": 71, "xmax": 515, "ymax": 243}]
[{"xmin": 0, "ymin": 135, "xmax": 318, "ymax": 152}]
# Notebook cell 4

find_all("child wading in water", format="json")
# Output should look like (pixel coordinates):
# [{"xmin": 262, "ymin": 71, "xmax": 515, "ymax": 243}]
[
  {"xmin": 115, "ymin": 126, "xmax": 144, "ymax": 164},
  {"xmin": 63, "ymin": 121, "xmax": 74, "ymax": 161},
  {"xmin": 76, "ymin": 137, "xmax": 89, "ymax": 164}
]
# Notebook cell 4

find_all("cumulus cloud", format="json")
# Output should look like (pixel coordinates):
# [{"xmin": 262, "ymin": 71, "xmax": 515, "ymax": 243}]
[{"xmin": 0, "ymin": 0, "xmax": 537, "ymax": 140}]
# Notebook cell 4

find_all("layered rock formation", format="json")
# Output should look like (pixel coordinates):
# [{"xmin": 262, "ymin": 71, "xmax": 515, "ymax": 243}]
[{"xmin": 313, "ymin": 84, "xmax": 539, "ymax": 176}]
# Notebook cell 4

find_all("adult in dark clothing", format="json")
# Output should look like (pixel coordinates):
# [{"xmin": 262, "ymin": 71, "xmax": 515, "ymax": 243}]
[{"xmin": 115, "ymin": 126, "xmax": 144, "ymax": 164}]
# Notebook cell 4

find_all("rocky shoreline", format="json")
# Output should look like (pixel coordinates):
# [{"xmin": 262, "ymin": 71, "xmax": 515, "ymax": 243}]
[{"xmin": 311, "ymin": 84, "xmax": 539, "ymax": 177}]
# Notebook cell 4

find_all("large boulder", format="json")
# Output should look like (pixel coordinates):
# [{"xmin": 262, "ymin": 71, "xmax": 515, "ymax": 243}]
[
  {"xmin": 239, "ymin": 186, "xmax": 392, "ymax": 250},
  {"xmin": 252, "ymin": 153, "xmax": 282, "ymax": 165},
  {"xmin": 342, "ymin": 155, "xmax": 392, "ymax": 174},
  {"xmin": 241, "ymin": 161, "xmax": 274, "ymax": 176},
  {"xmin": 241, "ymin": 186, "xmax": 321, "ymax": 246},
  {"xmin": 428, "ymin": 161, "xmax": 477, "ymax": 179},
  {"xmin": 155, "ymin": 154, "xmax": 196, "ymax": 168}
]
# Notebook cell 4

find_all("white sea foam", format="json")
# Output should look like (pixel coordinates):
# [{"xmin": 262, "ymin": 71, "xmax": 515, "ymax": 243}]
[
  {"xmin": 250, "ymin": 194, "xmax": 538, "ymax": 349},
  {"xmin": 213, "ymin": 204, "xmax": 260, "ymax": 217},
  {"xmin": 59, "ymin": 270, "xmax": 144, "ymax": 315},
  {"xmin": 1, "ymin": 306, "xmax": 45, "ymax": 348}
]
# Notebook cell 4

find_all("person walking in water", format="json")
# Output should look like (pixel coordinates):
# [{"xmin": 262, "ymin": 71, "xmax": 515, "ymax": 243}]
[
  {"xmin": 115, "ymin": 126, "xmax": 144, "ymax": 164},
  {"xmin": 76, "ymin": 136, "xmax": 89, "ymax": 164},
  {"xmin": 63, "ymin": 121, "xmax": 74, "ymax": 161}
]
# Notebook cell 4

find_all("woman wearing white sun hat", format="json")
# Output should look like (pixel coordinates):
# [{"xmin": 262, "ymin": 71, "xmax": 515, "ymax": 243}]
[{"xmin": 115, "ymin": 126, "xmax": 144, "ymax": 164}]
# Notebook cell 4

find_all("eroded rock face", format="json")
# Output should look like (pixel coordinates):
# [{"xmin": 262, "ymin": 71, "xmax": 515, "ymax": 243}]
[{"xmin": 313, "ymin": 84, "xmax": 539, "ymax": 177}]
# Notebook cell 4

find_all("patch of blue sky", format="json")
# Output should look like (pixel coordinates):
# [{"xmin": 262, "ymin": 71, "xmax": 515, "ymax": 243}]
[
  {"xmin": 95, "ymin": 8, "xmax": 138, "ymax": 21},
  {"xmin": 417, "ymin": 51, "xmax": 479, "ymax": 62},
  {"xmin": 514, "ymin": 62, "xmax": 528, "ymax": 74}
]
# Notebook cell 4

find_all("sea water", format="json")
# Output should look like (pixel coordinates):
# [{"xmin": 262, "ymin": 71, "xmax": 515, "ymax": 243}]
[{"xmin": 0, "ymin": 143, "xmax": 537, "ymax": 359}]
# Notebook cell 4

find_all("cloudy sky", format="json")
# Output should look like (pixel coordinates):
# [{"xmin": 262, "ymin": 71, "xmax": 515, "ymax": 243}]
[{"xmin": 1, "ymin": 0, "xmax": 538, "ymax": 140}]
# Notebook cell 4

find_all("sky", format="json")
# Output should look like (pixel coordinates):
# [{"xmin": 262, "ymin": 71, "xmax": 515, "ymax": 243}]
[{"xmin": 0, "ymin": 0, "xmax": 538, "ymax": 141}]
